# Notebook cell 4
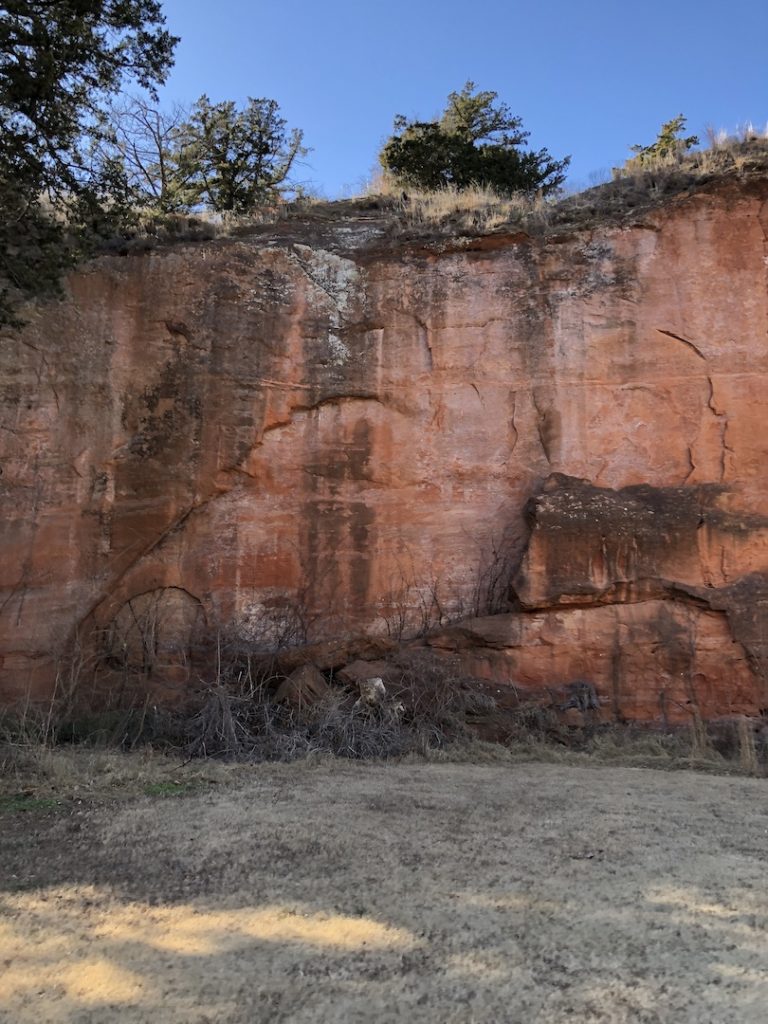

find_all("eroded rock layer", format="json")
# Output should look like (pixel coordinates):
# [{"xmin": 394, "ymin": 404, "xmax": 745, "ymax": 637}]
[{"xmin": 1, "ymin": 177, "xmax": 768, "ymax": 719}]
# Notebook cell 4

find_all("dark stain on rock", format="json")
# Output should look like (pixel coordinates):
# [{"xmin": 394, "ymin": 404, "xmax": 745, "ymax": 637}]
[
  {"xmin": 674, "ymin": 573, "xmax": 768, "ymax": 702},
  {"xmin": 515, "ymin": 473, "xmax": 768, "ymax": 608}
]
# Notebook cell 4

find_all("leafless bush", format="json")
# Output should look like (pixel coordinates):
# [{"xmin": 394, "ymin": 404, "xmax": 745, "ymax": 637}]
[
  {"xmin": 468, "ymin": 529, "xmax": 519, "ymax": 617},
  {"xmin": 738, "ymin": 717, "xmax": 759, "ymax": 776},
  {"xmin": 182, "ymin": 683, "xmax": 413, "ymax": 762},
  {"xmin": 7, "ymin": 613, "xmax": 768, "ymax": 776},
  {"xmin": 232, "ymin": 591, "xmax": 314, "ymax": 652},
  {"xmin": 386, "ymin": 649, "xmax": 496, "ymax": 748},
  {"xmin": 185, "ymin": 686, "xmax": 263, "ymax": 760},
  {"xmin": 180, "ymin": 646, "xmax": 497, "ymax": 762},
  {"xmin": 378, "ymin": 534, "xmax": 521, "ymax": 642},
  {"xmin": 305, "ymin": 691, "xmax": 412, "ymax": 759},
  {"xmin": 378, "ymin": 563, "xmax": 459, "ymax": 641}
]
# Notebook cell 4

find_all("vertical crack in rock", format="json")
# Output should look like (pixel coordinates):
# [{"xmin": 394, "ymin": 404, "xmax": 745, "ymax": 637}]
[
  {"xmin": 379, "ymin": 302, "xmax": 434, "ymax": 370},
  {"xmin": 19, "ymin": 339, "xmax": 60, "ymax": 411},
  {"xmin": 509, "ymin": 393, "xmax": 519, "ymax": 455},
  {"xmin": 36, "ymin": 352, "xmax": 60, "ymax": 412},
  {"xmin": 531, "ymin": 390, "xmax": 554, "ymax": 464},
  {"xmin": 706, "ymin": 376, "xmax": 732, "ymax": 483},
  {"xmin": 411, "ymin": 311, "xmax": 433, "ymax": 371},
  {"xmin": 683, "ymin": 445, "xmax": 696, "ymax": 484},
  {"xmin": 674, "ymin": 575, "xmax": 768, "ymax": 705}
]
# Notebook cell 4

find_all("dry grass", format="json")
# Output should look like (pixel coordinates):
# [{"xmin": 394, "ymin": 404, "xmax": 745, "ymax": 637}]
[
  {"xmin": 97, "ymin": 136, "xmax": 768, "ymax": 256},
  {"xmin": 1, "ymin": 713, "xmax": 763, "ymax": 815},
  {"xmin": 545, "ymin": 134, "xmax": 768, "ymax": 232},
  {"xmin": 2, "ymin": 760, "xmax": 768, "ymax": 1022},
  {"xmin": 395, "ymin": 133, "xmax": 768, "ymax": 237},
  {"xmin": 376, "ymin": 180, "xmax": 550, "ymax": 234},
  {"xmin": 3, "ymin": 637, "xmax": 766, "ymax": 806},
  {"xmin": 0, "ymin": 742, "xmax": 247, "ymax": 808}
]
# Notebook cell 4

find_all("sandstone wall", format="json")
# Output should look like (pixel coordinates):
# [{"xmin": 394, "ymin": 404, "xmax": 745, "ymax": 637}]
[{"xmin": 1, "ymin": 177, "xmax": 767, "ymax": 719}]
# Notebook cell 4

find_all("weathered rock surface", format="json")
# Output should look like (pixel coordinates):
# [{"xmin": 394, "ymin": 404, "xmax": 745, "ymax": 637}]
[
  {"xmin": 427, "ymin": 601, "xmax": 758, "ymax": 722},
  {"xmin": 2, "ymin": 175, "xmax": 768, "ymax": 720},
  {"xmin": 336, "ymin": 659, "xmax": 397, "ymax": 687},
  {"xmin": 273, "ymin": 663, "xmax": 329, "ymax": 707}
]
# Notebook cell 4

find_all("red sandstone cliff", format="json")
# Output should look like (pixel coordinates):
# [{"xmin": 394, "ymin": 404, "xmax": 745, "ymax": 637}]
[{"xmin": 1, "ymin": 173, "xmax": 767, "ymax": 721}]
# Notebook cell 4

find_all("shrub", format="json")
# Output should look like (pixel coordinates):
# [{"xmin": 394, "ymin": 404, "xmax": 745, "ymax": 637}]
[{"xmin": 380, "ymin": 82, "xmax": 569, "ymax": 197}]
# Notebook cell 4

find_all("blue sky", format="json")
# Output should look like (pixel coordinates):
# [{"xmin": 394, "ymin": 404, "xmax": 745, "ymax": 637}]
[{"xmin": 157, "ymin": 0, "xmax": 768, "ymax": 198}]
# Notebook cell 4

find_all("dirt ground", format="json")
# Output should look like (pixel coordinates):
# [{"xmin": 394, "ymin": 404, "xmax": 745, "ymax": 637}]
[{"xmin": 1, "ymin": 759, "xmax": 767, "ymax": 1023}]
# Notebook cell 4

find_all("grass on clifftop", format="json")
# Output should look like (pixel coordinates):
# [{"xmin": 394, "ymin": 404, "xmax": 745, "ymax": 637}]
[{"xmin": 106, "ymin": 133, "xmax": 768, "ymax": 254}]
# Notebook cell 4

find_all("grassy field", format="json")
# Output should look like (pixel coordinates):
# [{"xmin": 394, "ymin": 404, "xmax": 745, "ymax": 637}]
[{"xmin": 1, "ymin": 754, "xmax": 766, "ymax": 1023}]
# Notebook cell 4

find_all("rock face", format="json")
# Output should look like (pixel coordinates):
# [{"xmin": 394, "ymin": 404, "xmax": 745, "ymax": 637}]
[{"xmin": 1, "ymin": 175, "xmax": 768, "ymax": 720}]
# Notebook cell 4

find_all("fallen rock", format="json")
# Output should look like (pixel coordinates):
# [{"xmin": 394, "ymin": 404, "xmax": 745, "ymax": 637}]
[
  {"xmin": 276, "ymin": 638, "xmax": 398, "ymax": 674},
  {"xmin": 336, "ymin": 659, "xmax": 397, "ymax": 686},
  {"xmin": 357, "ymin": 677, "xmax": 387, "ymax": 707},
  {"xmin": 273, "ymin": 663, "xmax": 329, "ymax": 707}
]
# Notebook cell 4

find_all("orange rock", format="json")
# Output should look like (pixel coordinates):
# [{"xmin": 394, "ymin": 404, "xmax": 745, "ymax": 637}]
[
  {"xmin": 428, "ymin": 601, "xmax": 761, "ymax": 723},
  {"xmin": 335, "ymin": 659, "xmax": 397, "ymax": 686},
  {"xmin": 2, "ymin": 176, "xmax": 768, "ymax": 720}
]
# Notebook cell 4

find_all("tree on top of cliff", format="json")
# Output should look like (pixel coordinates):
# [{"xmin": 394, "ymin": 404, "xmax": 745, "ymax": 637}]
[
  {"xmin": 97, "ymin": 94, "xmax": 197, "ymax": 214},
  {"xmin": 0, "ymin": 0, "xmax": 178, "ymax": 325},
  {"xmin": 98, "ymin": 93, "xmax": 308, "ymax": 215},
  {"xmin": 174, "ymin": 95, "xmax": 308, "ymax": 212},
  {"xmin": 621, "ymin": 115, "xmax": 699, "ymax": 173},
  {"xmin": 379, "ymin": 83, "xmax": 570, "ymax": 197}
]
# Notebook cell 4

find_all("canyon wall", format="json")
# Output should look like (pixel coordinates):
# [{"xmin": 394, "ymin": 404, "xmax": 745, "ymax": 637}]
[{"xmin": 1, "ymin": 176, "xmax": 767, "ymax": 720}]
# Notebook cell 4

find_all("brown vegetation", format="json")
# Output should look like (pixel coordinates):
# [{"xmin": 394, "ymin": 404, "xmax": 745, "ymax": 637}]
[
  {"xmin": 103, "ymin": 135, "xmax": 768, "ymax": 254},
  {"xmin": 2, "ymin": 760, "xmax": 768, "ymax": 1022},
  {"xmin": 2, "ymin": 639, "xmax": 766, "ymax": 793}
]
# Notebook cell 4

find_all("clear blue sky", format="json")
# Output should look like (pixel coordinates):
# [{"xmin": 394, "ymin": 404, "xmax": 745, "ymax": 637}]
[{"xmin": 157, "ymin": 0, "xmax": 768, "ymax": 198}]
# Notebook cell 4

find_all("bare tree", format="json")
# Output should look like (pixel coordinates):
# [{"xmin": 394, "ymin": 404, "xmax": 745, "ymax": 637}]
[{"xmin": 103, "ymin": 94, "xmax": 195, "ymax": 212}]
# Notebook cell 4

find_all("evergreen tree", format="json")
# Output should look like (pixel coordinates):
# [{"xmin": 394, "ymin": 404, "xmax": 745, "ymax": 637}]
[
  {"xmin": 0, "ymin": 1, "xmax": 178, "ymax": 325},
  {"xmin": 625, "ymin": 115, "xmax": 699, "ymax": 170},
  {"xmin": 380, "ymin": 83, "xmax": 569, "ymax": 196},
  {"xmin": 178, "ymin": 95, "xmax": 307, "ymax": 212}
]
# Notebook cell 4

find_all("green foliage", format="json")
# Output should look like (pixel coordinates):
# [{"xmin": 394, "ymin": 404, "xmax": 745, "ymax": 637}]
[
  {"xmin": 176, "ymin": 95, "xmax": 308, "ymax": 213},
  {"xmin": 0, "ymin": 1, "xmax": 178, "ymax": 324},
  {"xmin": 0, "ymin": 793, "xmax": 59, "ymax": 813},
  {"xmin": 625, "ymin": 114, "xmax": 699, "ymax": 170},
  {"xmin": 99, "ymin": 92, "xmax": 307, "ymax": 217},
  {"xmin": 100, "ymin": 94, "xmax": 308, "ymax": 217},
  {"xmin": 380, "ymin": 82, "xmax": 570, "ymax": 197}
]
